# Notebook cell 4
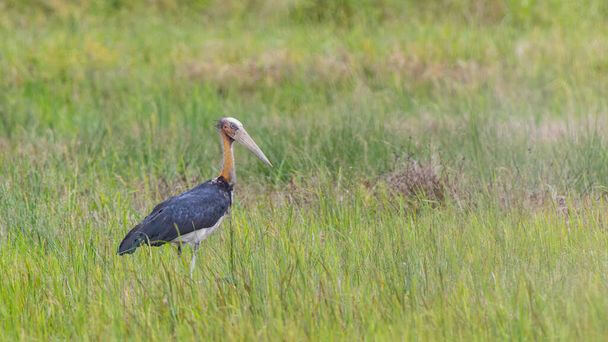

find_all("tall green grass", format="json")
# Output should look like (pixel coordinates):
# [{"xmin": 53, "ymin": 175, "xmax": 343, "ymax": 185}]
[
  {"xmin": 3, "ymin": 193, "xmax": 608, "ymax": 340},
  {"xmin": 1, "ymin": 0, "xmax": 608, "ymax": 340}
]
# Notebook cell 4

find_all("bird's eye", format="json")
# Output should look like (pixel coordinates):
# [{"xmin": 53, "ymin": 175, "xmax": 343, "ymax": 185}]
[{"xmin": 230, "ymin": 123, "xmax": 238, "ymax": 130}]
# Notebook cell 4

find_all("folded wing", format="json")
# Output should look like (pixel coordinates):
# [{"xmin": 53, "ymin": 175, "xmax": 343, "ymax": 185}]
[{"xmin": 118, "ymin": 181, "xmax": 231, "ymax": 255}]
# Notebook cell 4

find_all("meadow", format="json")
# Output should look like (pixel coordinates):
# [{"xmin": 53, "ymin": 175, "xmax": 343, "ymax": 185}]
[{"xmin": 1, "ymin": 0, "xmax": 608, "ymax": 340}]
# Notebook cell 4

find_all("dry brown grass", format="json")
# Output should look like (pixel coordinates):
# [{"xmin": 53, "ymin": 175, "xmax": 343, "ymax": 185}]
[
  {"xmin": 182, "ymin": 48, "xmax": 358, "ymax": 90},
  {"xmin": 180, "ymin": 48, "xmax": 493, "ymax": 91},
  {"xmin": 384, "ymin": 157, "xmax": 445, "ymax": 205},
  {"xmin": 183, "ymin": 50, "xmax": 298, "ymax": 90},
  {"xmin": 384, "ymin": 50, "xmax": 492, "ymax": 88}
]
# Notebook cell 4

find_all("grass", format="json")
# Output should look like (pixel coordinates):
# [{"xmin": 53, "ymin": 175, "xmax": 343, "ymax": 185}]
[{"xmin": 1, "ymin": 0, "xmax": 608, "ymax": 340}]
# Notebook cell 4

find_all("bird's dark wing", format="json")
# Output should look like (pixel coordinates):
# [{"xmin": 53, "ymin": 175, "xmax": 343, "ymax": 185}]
[{"xmin": 118, "ymin": 179, "xmax": 232, "ymax": 254}]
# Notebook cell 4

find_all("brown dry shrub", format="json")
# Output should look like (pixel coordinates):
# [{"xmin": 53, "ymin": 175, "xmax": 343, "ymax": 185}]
[{"xmin": 384, "ymin": 157, "xmax": 445, "ymax": 205}]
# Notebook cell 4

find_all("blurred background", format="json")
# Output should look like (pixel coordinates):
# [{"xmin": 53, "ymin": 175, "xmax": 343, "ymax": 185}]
[{"xmin": 1, "ymin": 0, "xmax": 608, "ymax": 217}]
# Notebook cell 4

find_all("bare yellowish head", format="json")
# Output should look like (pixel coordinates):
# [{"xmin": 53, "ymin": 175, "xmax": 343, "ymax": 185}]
[
  {"xmin": 216, "ymin": 117, "xmax": 243, "ymax": 140},
  {"xmin": 216, "ymin": 117, "xmax": 272, "ymax": 167}
]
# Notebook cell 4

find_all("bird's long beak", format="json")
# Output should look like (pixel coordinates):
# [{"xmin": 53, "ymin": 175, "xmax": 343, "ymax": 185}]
[{"xmin": 233, "ymin": 129, "xmax": 272, "ymax": 167}]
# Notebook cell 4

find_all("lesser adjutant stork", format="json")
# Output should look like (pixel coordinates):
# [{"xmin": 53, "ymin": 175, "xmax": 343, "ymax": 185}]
[{"xmin": 118, "ymin": 117, "xmax": 271, "ymax": 275}]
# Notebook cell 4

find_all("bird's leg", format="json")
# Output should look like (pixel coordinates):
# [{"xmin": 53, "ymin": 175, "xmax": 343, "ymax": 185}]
[
  {"xmin": 176, "ymin": 244, "xmax": 182, "ymax": 256},
  {"xmin": 189, "ymin": 242, "xmax": 200, "ymax": 277}
]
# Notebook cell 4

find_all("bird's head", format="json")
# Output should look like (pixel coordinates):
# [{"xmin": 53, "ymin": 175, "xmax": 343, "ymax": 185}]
[{"xmin": 217, "ymin": 117, "xmax": 272, "ymax": 167}]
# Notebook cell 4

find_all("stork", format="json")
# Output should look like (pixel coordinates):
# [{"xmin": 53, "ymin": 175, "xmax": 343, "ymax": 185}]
[{"xmin": 117, "ymin": 117, "xmax": 272, "ymax": 276}]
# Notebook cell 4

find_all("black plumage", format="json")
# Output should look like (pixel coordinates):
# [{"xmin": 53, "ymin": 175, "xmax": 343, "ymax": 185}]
[{"xmin": 118, "ymin": 176, "xmax": 233, "ymax": 255}]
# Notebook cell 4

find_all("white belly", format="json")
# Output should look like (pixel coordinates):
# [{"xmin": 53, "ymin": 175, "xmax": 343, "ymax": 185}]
[{"xmin": 171, "ymin": 215, "xmax": 226, "ymax": 245}]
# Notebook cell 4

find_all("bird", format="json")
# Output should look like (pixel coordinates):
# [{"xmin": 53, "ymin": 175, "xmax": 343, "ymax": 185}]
[{"xmin": 117, "ymin": 117, "xmax": 272, "ymax": 276}]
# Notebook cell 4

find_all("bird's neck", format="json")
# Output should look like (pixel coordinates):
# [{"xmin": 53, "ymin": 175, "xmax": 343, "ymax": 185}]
[{"xmin": 219, "ymin": 131, "xmax": 235, "ymax": 184}]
